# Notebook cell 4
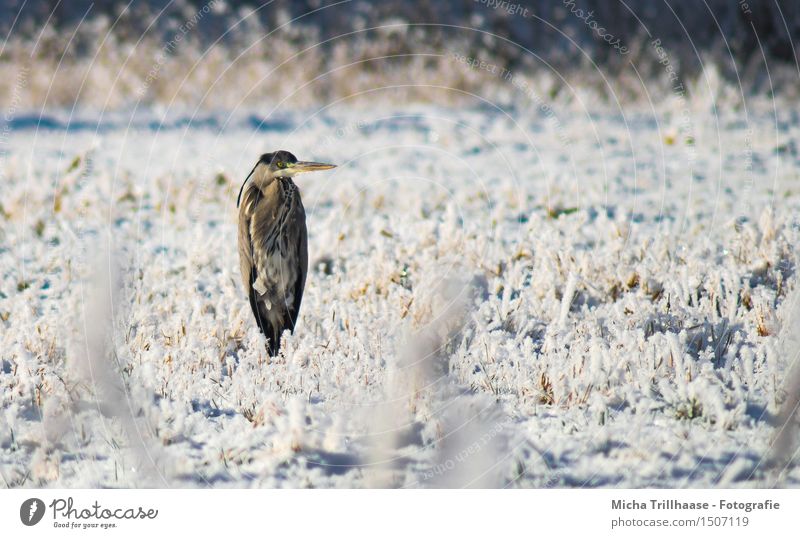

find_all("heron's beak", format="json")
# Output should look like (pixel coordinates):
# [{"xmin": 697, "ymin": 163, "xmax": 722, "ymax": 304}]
[{"xmin": 290, "ymin": 161, "xmax": 337, "ymax": 174}]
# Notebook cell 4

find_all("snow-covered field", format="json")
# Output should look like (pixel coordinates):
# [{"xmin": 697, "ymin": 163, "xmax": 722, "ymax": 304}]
[{"xmin": 2, "ymin": 102, "xmax": 800, "ymax": 488}]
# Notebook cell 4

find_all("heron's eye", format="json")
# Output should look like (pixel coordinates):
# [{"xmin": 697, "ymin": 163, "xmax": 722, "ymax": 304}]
[{"xmin": 276, "ymin": 161, "xmax": 285, "ymax": 169}]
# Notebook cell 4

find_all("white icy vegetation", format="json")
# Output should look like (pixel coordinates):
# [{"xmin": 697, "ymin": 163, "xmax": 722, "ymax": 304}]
[{"xmin": 1, "ymin": 101, "xmax": 799, "ymax": 487}]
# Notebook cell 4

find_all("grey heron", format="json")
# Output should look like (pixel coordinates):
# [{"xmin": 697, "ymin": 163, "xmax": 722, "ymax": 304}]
[{"xmin": 237, "ymin": 150, "xmax": 336, "ymax": 356}]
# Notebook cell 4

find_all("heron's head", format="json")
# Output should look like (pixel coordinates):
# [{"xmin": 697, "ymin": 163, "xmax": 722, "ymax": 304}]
[
  {"xmin": 261, "ymin": 150, "xmax": 336, "ymax": 179},
  {"xmin": 238, "ymin": 150, "xmax": 336, "ymax": 206}
]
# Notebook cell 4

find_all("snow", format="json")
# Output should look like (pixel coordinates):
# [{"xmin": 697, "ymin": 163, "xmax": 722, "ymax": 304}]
[{"xmin": 1, "ymin": 101, "xmax": 800, "ymax": 488}]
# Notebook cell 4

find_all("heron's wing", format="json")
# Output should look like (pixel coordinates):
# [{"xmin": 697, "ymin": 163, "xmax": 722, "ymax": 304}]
[
  {"xmin": 238, "ymin": 185, "xmax": 269, "ymax": 335},
  {"xmin": 289, "ymin": 210, "xmax": 308, "ymax": 330},
  {"xmin": 237, "ymin": 186, "xmax": 257, "ymax": 292}
]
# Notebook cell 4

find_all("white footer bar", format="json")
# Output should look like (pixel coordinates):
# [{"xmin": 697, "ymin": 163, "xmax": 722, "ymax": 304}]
[{"xmin": 1, "ymin": 489, "xmax": 794, "ymax": 537}]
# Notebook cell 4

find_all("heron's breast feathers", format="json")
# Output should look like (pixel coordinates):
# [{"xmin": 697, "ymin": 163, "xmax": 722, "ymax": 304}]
[{"xmin": 242, "ymin": 180, "xmax": 303, "ymax": 310}]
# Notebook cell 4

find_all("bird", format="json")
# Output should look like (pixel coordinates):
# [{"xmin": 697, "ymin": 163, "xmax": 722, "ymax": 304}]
[{"xmin": 237, "ymin": 150, "xmax": 336, "ymax": 356}]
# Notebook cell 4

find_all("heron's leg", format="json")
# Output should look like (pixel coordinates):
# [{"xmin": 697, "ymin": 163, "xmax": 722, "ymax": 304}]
[{"xmin": 265, "ymin": 322, "xmax": 280, "ymax": 357}]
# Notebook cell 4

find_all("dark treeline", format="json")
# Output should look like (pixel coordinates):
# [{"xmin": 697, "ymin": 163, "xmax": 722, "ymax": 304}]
[{"xmin": 2, "ymin": 0, "xmax": 798, "ymax": 92}]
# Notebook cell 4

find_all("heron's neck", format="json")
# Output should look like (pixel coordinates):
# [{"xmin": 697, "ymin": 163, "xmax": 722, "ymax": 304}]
[{"xmin": 277, "ymin": 177, "xmax": 298, "ymax": 203}]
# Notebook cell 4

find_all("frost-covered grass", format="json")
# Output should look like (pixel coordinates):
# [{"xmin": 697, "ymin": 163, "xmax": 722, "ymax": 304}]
[{"xmin": 1, "ymin": 101, "xmax": 800, "ymax": 488}]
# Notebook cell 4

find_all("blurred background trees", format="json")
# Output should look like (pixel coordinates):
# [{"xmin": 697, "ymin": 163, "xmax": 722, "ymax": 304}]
[{"xmin": 1, "ymin": 0, "xmax": 797, "ymax": 108}]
